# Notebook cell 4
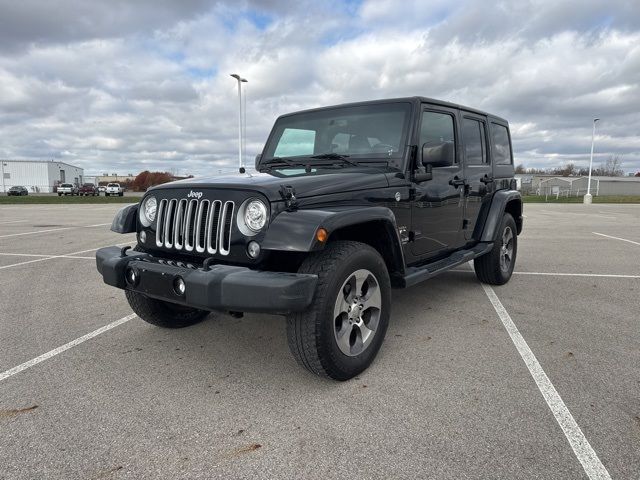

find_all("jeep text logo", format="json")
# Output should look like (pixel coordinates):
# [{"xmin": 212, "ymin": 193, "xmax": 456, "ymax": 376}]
[{"xmin": 187, "ymin": 190, "xmax": 203, "ymax": 199}]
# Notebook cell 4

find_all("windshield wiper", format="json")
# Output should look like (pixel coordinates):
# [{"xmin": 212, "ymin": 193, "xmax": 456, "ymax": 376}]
[
  {"xmin": 309, "ymin": 153, "xmax": 359, "ymax": 167},
  {"xmin": 260, "ymin": 157, "xmax": 309, "ymax": 170}
]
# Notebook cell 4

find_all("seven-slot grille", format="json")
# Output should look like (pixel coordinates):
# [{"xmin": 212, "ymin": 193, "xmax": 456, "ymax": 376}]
[{"xmin": 155, "ymin": 198, "xmax": 235, "ymax": 255}]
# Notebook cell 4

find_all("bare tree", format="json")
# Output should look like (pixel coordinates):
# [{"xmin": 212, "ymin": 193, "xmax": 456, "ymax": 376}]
[{"xmin": 600, "ymin": 154, "xmax": 624, "ymax": 176}]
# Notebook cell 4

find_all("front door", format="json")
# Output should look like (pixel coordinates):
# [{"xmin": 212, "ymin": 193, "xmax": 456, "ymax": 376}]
[
  {"xmin": 460, "ymin": 113, "xmax": 493, "ymax": 240},
  {"xmin": 410, "ymin": 106, "xmax": 465, "ymax": 258}
]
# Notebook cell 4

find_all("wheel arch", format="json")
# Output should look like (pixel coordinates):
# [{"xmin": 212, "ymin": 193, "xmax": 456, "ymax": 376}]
[
  {"xmin": 261, "ymin": 206, "xmax": 406, "ymax": 282},
  {"xmin": 479, "ymin": 190, "xmax": 523, "ymax": 242}
]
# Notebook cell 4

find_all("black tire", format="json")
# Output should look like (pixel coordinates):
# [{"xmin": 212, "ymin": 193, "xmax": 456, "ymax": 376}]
[
  {"xmin": 286, "ymin": 241, "xmax": 391, "ymax": 381},
  {"xmin": 124, "ymin": 246, "xmax": 210, "ymax": 328},
  {"xmin": 125, "ymin": 290, "xmax": 210, "ymax": 328},
  {"xmin": 474, "ymin": 213, "xmax": 517, "ymax": 285}
]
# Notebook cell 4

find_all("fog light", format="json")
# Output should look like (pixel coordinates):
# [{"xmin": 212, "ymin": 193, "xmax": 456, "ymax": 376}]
[
  {"xmin": 247, "ymin": 241, "xmax": 261, "ymax": 258},
  {"xmin": 173, "ymin": 276, "xmax": 186, "ymax": 296},
  {"xmin": 139, "ymin": 230, "xmax": 146, "ymax": 243},
  {"xmin": 125, "ymin": 267, "xmax": 138, "ymax": 285}
]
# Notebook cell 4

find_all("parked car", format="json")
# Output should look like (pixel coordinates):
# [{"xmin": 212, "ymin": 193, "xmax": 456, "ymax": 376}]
[
  {"xmin": 96, "ymin": 96, "xmax": 523, "ymax": 380},
  {"xmin": 106, "ymin": 183, "xmax": 124, "ymax": 196},
  {"xmin": 98, "ymin": 186, "xmax": 107, "ymax": 194},
  {"xmin": 7, "ymin": 186, "xmax": 28, "ymax": 196},
  {"xmin": 57, "ymin": 183, "xmax": 78, "ymax": 196},
  {"xmin": 79, "ymin": 183, "xmax": 99, "ymax": 196}
]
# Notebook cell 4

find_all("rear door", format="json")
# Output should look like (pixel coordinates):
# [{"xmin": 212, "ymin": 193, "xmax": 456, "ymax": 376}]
[
  {"xmin": 460, "ymin": 112, "xmax": 493, "ymax": 240},
  {"xmin": 410, "ymin": 105, "xmax": 465, "ymax": 258}
]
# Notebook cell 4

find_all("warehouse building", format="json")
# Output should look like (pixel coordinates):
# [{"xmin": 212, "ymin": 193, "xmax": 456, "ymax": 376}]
[
  {"xmin": 535, "ymin": 175, "xmax": 640, "ymax": 197},
  {"xmin": 1, "ymin": 160, "xmax": 85, "ymax": 193}
]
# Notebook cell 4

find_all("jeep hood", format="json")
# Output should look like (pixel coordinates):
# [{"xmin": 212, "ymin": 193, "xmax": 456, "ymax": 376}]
[{"xmin": 149, "ymin": 167, "xmax": 391, "ymax": 201}]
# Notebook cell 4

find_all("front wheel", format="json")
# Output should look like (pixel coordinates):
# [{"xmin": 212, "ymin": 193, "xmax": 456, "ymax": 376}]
[
  {"xmin": 286, "ymin": 241, "xmax": 391, "ymax": 381},
  {"xmin": 474, "ymin": 213, "xmax": 517, "ymax": 285},
  {"xmin": 125, "ymin": 290, "xmax": 210, "ymax": 328}
]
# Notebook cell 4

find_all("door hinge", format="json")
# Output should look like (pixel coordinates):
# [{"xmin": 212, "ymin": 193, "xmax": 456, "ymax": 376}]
[
  {"xmin": 279, "ymin": 184, "xmax": 298, "ymax": 211},
  {"xmin": 462, "ymin": 219, "xmax": 469, "ymax": 229}
]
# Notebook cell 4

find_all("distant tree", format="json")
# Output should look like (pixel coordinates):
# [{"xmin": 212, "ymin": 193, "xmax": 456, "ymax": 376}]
[
  {"xmin": 131, "ymin": 170, "xmax": 172, "ymax": 191},
  {"xmin": 600, "ymin": 154, "xmax": 624, "ymax": 176},
  {"xmin": 515, "ymin": 164, "xmax": 526, "ymax": 174},
  {"xmin": 635, "ymin": 171, "xmax": 640, "ymax": 177}
]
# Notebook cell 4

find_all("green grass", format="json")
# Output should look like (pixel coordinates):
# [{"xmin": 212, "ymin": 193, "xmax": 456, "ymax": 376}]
[
  {"xmin": 0, "ymin": 195, "xmax": 138, "ymax": 204},
  {"xmin": 523, "ymin": 195, "xmax": 640, "ymax": 203}
]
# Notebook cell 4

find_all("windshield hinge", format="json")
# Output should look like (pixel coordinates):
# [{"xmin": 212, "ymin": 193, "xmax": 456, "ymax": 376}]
[{"xmin": 279, "ymin": 185, "xmax": 298, "ymax": 211}]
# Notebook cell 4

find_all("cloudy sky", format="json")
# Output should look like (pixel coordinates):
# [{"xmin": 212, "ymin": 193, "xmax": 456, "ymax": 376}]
[{"xmin": 1, "ymin": 0, "xmax": 639, "ymax": 175}]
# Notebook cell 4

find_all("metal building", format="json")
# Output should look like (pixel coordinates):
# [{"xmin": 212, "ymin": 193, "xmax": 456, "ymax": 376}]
[
  {"xmin": 0, "ymin": 160, "xmax": 85, "ymax": 193},
  {"xmin": 535, "ymin": 175, "xmax": 640, "ymax": 197}
]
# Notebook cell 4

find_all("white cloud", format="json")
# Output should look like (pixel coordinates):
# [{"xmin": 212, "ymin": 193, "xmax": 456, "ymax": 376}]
[{"xmin": 0, "ymin": 0, "xmax": 639, "ymax": 175}]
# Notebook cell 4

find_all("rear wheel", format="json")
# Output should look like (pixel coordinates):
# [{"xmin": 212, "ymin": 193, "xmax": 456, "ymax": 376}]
[
  {"xmin": 286, "ymin": 241, "xmax": 391, "ymax": 381},
  {"xmin": 474, "ymin": 213, "xmax": 517, "ymax": 285}
]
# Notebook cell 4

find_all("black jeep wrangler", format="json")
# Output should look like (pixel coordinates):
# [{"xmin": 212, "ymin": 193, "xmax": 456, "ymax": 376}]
[{"xmin": 96, "ymin": 97, "xmax": 522, "ymax": 380}]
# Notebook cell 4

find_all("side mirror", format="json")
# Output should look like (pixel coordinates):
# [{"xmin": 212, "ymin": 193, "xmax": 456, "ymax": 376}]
[
  {"xmin": 414, "ymin": 163, "xmax": 432, "ymax": 182},
  {"xmin": 422, "ymin": 142, "xmax": 454, "ymax": 167},
  {"xmin": 254, "ymin": 153, "xmax": 262, "ymax": 170}
]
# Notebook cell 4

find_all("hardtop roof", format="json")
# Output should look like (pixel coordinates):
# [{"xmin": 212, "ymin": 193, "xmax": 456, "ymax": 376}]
[{"xmin": 277, "ymin": 96, "xmax": 509, "ymax": 124}]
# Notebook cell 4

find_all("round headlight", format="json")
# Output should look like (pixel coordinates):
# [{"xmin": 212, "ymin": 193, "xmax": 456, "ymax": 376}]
[
  {"xmin": 139, "ymin": 196, "xmax": 157, "ymax": 227},
  {"xmin": 244, "ymin": 200, "xmax": 267, "ymax": 232},
  {"xmin": 237, "ymin": 198, "xmax": 268, "ymax": 236}
]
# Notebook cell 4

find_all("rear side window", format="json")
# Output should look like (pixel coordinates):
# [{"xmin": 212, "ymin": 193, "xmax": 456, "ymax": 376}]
[
  {"xmin": 491, "ymin": 123, "xmax": 512, "ymax": 165},
  {"xmin": 462, "ymin": 118, "xmax": 487, "ymax": 165}
]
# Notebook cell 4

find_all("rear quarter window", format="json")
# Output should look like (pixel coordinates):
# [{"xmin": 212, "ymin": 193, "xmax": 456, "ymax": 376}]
[{"xmin": 491, "ymin": 123, "xmax": 512, "ymax": 165}]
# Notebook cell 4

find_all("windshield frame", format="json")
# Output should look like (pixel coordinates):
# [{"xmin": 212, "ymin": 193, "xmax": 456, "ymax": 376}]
[{"xmin": 260, "ymin": 101, "xmax": 415, "ymax": 172}]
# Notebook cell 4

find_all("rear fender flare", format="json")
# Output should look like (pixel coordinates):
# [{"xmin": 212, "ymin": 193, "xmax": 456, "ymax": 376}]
[{"xmin": 479, "ymin": 190, "xmax": 523, "ymax": 242}]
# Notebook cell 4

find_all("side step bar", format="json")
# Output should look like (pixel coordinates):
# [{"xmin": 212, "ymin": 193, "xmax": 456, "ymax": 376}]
[{"xmin": 400, "ymin": 242, "xmax": 493, "ymax": 288}]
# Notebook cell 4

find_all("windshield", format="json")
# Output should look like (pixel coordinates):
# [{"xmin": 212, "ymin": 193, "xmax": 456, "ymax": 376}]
[{"xmin": 263, "ymin": 103, "xmax": 412, "ymax": 165}]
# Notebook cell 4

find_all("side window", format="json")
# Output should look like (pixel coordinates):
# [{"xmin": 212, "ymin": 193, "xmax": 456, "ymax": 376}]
[
  {"xmin": 491, "ymin": 123, "xmax": 512, "ymax": 165},
  {"xmin": 274, "ymin": 128, "xmax": 316, "ymax": 157},
  {"xmin": 420, "ymin": 111, "xmax": 456, "ymax": 166},
  {"xmin": 462, "ymin": 118, "xmax": 487, "ymax": 165}
]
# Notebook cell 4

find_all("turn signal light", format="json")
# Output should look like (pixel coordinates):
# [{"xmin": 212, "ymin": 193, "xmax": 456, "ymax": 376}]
[{"xmin": 316, "ymin": 228, "xmax": 328, "ymax": 243}]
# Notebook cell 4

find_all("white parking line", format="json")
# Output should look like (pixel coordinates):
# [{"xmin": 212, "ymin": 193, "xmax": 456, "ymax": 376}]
[
  {"xmin": 481, "ymin": 284, "xmax": 611, "ymax": 480},
  {"xmin": 0, "ymin": 241, "xmax": 133, "ymax": 270},
  {"xmin": 0, "ymin": 220, "xmax": 28, "ymax": 225},
  {"xmin": 450, "ymin": 269, "xmax": 640, "ymax": 279},
  {"xmin": 514, "ymin": 272, "xmax": 640, "ymax": 279},
  {"xmin": 0, "ymin": 314, "xmax": 137, "ymax": 383},
  {"xmin": 592, "ymin": 232, "xmax": 640, "ymax": 246},
  {"xmin": 0, "ymin": 223, "xmax": 111, "ymax": 239},
  {"xmin": 0, "ymin": 252, "xmax": 96, "ymax": 260}
]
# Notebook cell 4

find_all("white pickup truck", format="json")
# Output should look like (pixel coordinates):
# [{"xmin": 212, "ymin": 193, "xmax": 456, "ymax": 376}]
[
  {"xmin": 105, "ymin": 183, "xmax": 124, "ymax": 197},
  {"xmin": 57, "ymin": 183, "xmax": 78, "ymax": 196}
]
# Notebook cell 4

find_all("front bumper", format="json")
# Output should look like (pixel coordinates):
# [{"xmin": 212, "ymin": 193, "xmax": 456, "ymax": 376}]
[{"xmin": 96, "ymin": 246, "xmax": 317, "ymax": 314}]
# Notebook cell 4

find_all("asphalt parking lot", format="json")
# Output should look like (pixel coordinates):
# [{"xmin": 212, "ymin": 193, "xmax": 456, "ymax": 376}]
[{"xmin": 0, "ymin": 203, "xmax": 638, "ymax": 479}]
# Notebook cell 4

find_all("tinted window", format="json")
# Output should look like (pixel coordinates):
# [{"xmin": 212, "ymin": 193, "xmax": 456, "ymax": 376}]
[
  {"xmin": 420, "ymin": 111, "xmax": 456, "ymax": 166},
  {"xmin": 462, "ymin": 118, "xmax": 486, "ymax": 165},
  {"xmin": 61, "ymin": 183, "xmax": 72, "ymax": 187},
  {"xmin": 491, "ymin": 123, "xmax": 512, "ymax": 165},
  {"xmin": 274, "ymin": 128, "xmax": 316, "ymax": 157}
]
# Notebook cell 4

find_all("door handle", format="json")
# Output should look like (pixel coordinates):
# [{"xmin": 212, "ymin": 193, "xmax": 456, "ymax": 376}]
[
  {"xmin": 480, "ymin": 175, "xmax": 494, "ymax": 184},
  {"xmin": 449, "ymin": 176, "xmax": 465, "ymax": 187}
]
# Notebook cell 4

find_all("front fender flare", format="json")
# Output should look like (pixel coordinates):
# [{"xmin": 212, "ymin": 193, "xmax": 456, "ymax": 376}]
[
  {"xmin": 111, "ymin": 204, "xmax": 138, "ymax": 233},
  {"xmin": 261, "ymin": 206, "xmax": 401, "ymax": 253}
]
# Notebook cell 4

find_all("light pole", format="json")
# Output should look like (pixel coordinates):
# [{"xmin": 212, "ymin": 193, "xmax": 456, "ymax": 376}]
[
  {"xmin": 230, "ymin": 74, "xmax": 248, "ymax": 172},
  {"xmin": 583, "ymin": 117, "xmax": 599, "ymax": 204}
]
